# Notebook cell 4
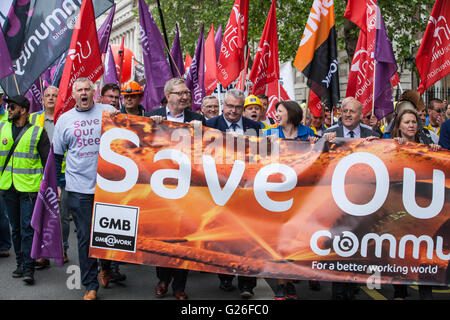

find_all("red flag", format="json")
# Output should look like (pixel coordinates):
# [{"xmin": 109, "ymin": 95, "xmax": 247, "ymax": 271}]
[
  {"xmin": 54, "ymin": 0, "xmax": 103, "ymax": 123},
  {"xmin": 308, "ymin": 90, "xmax": 322, "ymax": 117},
  {"xmin": 346, "ymin": 30, "xmax": 375, "ymax": 116},
  {"xmin": 390, "ymin": 73, "xmax": 400, "ymax": 88},
  {"xmin": 249, "ymin": 0, "xmax": 279, "ymax": 96},
  {"xmin": 204, "ymin": 24, "xmax": 218, "ymax": 95},
  {"xmin": 265, "ymin": 80, "xmax": 290, "ymax": 121},
  {"xmin": 118, "ymin": 36, "xmax": 125, "ymax": 84},
  {"xmin": 344, "ymin": 0, "xmax": 371, "ymax": 32},
  {"xmin": 217, "ymin": 0, "xmax": 249, "ymax": 88},
  {"xmin": 344, "ymin": 0, "xmax": 377, "ymax": 116},
  {"xmin": 185, "ymin": 53, "xmax": 193, "ymax": 71},
  {"xmin": 416, "ymin": 0, "xmax": 450, "ymax": 94}
]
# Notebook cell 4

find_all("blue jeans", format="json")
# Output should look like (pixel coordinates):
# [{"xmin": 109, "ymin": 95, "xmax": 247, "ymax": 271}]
[
  {"xmin": 0, "ymin": 195, "xmax": 11, "ymax": 251},
  {"xmin": 2, "ymin": 188, "xmax": 36, "ymax": 271},
  {"xmin": 67, "ymin": 191, "xmax": 98, "ymax": 291}
]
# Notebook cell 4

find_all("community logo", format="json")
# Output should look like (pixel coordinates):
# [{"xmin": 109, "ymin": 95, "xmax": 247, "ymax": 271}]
[{"xmin": 90, "ymin": 202, "xmax": 139, "ymax": 252}]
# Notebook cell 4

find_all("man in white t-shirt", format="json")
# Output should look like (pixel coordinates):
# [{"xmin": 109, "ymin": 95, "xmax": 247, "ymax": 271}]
[{"xmin": 53, "ymin": 78, "xmax": 116, "ymax": 300}]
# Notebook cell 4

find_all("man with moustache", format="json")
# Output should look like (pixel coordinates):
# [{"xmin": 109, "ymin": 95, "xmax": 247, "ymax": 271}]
[{"xmin": 53, "ymin": 78, "xmax": 116, "ymax": 300}]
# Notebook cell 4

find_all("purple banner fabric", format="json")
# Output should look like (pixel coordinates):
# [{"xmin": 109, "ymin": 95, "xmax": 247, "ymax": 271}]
[
  {"xmin": 97, "ymin": 4, "xmax": 115, "ymax": 55},
  {"xmin": 214, "ymin": 25, "xmax": 222, "ymax": 63},
  {"xmin": 138, "ymin": 0, "xmax": 172, "ymax": 111},
  {"xmin": 25, "ymin": 77, "xmax": 44, "ymax": 114},
  {"xmin": 186, "ymin": 25, "xmax": 206, "ymax": 111},
  {"xmin": 170, "ymin": 24, "xmax": 185, "ymax": 78},
  {"xmin": 0, "ymin": 0, "xmax": 113, "ymax": 97},
  {"xmin": 104, "ymin": 45, "xmax": 119, "ymax": 85},
  {"xmin": 0, "ymin": 25, "xmax": 14, "ymax": 80},
  {"xmin": 374, "ymin": 6, "xmax": 397, "ymax": 120},
  {"xmin": 31, "ymin": 145, "xmax": 64, "ymax": 267}
]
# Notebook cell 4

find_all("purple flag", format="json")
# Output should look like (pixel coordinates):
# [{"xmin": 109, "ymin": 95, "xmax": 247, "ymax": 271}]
[
  {"xmin": 214, "ymin": 25, "xmax": 222, "ymax": 63},
  {"xmin": 373, "ymin": 6, "xmax": 397, "ymax": 120},
  {"xmin": 104, "ymin": 45, "xmax": 119, "ymax": 85},
  {"xmin": 186, "ymin": 25, "xmax": 206, "ymax": 111},
  {"xmin": 25, "ymin": 78, "xmax": 44, "ymax": 114},
  {"xmin": 0, "ymin": 25, "xmax": 14, "ymax": 80},
  {"xmin": 31, "ymin": 145, "xmax": 64, "ymax": 267},
  {"xmin": 138, "ymin": 0, "xmax": 172, "ymax": 111},
  {"xmin": 170, "ymin": 24, "xmax": 185, "ymax": 77},
  {"xmin": 98, "ymin": 4, "xmax": 116, "ymax": 55}
]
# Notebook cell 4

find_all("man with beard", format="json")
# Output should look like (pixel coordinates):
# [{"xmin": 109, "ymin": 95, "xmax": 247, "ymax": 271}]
[{"xmin": 0, "ymin": 95, "xmax": 50, "ymax": 285}]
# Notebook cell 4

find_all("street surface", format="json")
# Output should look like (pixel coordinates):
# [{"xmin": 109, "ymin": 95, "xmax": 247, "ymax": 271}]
[{"xmin": 1, "ymin": 221, "xmax": 449, "ymax": 302}]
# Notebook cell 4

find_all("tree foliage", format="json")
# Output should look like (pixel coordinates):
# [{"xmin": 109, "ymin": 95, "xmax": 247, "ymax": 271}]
[{"xmin": 144, "ymin": 0, "xmax": 435, "ymax": 72}]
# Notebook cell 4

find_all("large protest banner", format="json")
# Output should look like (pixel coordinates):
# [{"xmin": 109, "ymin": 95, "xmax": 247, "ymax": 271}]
[{"xmin": 90, "ymin": 113, "xmax": 450, "ymax": 286}]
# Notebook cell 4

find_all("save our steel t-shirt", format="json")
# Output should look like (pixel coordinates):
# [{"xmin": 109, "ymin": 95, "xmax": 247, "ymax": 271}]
[{"xmin": 52, "ymin": 103, "xmax": 115, "ymax": 194}]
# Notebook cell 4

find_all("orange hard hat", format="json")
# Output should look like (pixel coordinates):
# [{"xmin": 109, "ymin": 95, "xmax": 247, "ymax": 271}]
[{"xmin": 121, "ymin": 81, "xmax": 144, "ymax": 95}]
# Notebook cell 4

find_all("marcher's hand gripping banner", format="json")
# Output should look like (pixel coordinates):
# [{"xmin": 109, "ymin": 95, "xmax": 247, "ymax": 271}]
[{"xmin": 90, "ymin": 113, "xmax": 450, "ymax": 286}]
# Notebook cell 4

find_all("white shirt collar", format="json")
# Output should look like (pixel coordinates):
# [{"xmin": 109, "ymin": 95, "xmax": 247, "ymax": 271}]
[{"xmin": 343, "ymin": 125, "xmax": 361, "ymax": 138}]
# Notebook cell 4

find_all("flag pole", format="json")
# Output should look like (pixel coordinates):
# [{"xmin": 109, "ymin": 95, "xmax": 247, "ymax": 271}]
[
  {"xmin": 372, "ymin": 61, "xmax": 376, "ymax": 116},
  {"xmin": 155, "ymin": 0, "xmax": 175, "ymax": 77},
  {"xmin": 12, "ymin": 73, "xmax": 20, "ymax": 95},
  {"xmin": 118, "ymin": 36, "xmax": 125, "ymax": 88}
]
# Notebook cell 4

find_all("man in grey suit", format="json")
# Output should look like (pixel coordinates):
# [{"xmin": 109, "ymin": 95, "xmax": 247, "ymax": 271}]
[{"xmin": 323, "ymin": 97, "xmax": 381, "ymax": 140}]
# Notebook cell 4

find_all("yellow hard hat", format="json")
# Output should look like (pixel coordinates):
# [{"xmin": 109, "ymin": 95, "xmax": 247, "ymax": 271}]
[
  {"xmin": 121, "ymin": 81, "xmax": 144, "ymax": 95},
  {"xmin": 244, "ymin": 95, "xmax": 262, "ymax": 109}
]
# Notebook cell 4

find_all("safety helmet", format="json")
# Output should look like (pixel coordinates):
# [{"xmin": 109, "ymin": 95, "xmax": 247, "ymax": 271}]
[
  {"xmin": 121, "ymin": 81, "xmax": 144, "ymax": 95},
  {"xmin": 244, "ymin": 95, "xmax": 262, "ymax": 109}
]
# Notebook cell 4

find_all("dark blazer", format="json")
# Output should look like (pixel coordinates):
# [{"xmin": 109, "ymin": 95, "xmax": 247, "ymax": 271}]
[
  {"xmin": 324, "ymin": 124, "xmax": 381, "ymax": 138},
  {"xmin": 145, "ymin": 107, "xmax": 206, "ymax": 125},
  {"xmin": 205, "ymin": 114, "xmax": 261, "ymax": 136},
  {"xmin": 439, "ymin": 119, "xmax": 450, "ymax": 150}
]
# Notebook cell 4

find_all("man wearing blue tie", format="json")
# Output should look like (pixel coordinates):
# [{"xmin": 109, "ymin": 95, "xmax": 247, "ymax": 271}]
[
  {"xmin": 323, "ymin": 97, "xmax": 381, "ymax": 140},
  {"xmin": 205, "ymin": 89, "xmax": 260, "ymax": 299}
]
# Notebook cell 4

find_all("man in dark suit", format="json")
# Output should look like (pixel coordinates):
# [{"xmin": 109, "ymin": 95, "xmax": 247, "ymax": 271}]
[
  {"xmin": 439, "ymin": 119, "xmax": 450, "ymax": 150},
  {"xmin": 205, "ymin": 88, "xmax": 260, "ymax": 299},
  {"xmin": 145, "ymin": 78, "xmax": 205, "ymax": 300},
  {"xmin": 145, "ymin": 78, "xmax": 205, "ymax": 125},
  {"xmin": 323, "ymin": 97, "xmax": 381, "ymax": 140},
  {"xmin": 323, "ymin": 97, "xmax": 379, "ymax": 300},
  {"xmin": 205, "ymin": 89, "xmax": 261, "ymax": 137}
]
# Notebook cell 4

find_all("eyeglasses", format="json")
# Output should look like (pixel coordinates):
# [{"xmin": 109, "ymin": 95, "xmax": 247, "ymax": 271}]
[
  {"xmin": 170, "ymin": 91, "xmax": 191, "ymax": 97},
  {"xmin": 224, "ymin": 103, "xmax": 243, "ymax": 111},
  {"xmin": 432, "ymin": 108, "xmax": 444, "ymax": 113}
]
